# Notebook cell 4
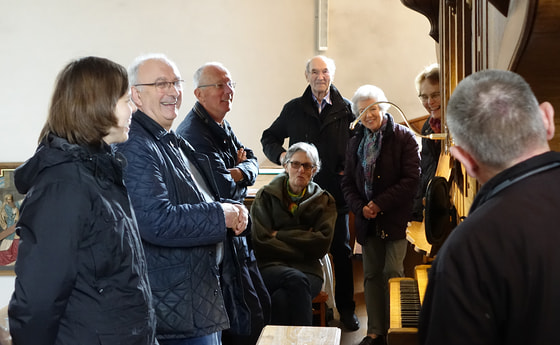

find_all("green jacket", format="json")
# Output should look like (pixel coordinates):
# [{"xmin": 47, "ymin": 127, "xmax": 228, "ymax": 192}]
[{"xmin": 250, "ymin": 173, "xmax": 336, "ymax": 279}]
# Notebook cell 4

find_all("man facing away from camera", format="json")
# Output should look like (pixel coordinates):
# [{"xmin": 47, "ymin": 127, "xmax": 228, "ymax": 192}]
[{"xmin": 419, "ymin": 69, "xmax": 560, "ymax": 345}]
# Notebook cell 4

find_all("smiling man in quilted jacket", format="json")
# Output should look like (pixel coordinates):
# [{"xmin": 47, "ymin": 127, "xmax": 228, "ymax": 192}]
[{"xmin": 116, "ymin": 53, "xmax": 248, "ymax": 345}]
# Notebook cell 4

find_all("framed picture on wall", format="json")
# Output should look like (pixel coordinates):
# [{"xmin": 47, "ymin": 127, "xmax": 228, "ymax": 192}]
[{"xmin": 0, "ymin": 163, "xmax": 24, "ymax": 275}]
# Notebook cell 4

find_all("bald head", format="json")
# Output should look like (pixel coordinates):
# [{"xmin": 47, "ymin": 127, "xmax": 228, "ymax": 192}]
[{"xmin": 194, "ymin": 62, "xmax": 235, "ymax": 124}]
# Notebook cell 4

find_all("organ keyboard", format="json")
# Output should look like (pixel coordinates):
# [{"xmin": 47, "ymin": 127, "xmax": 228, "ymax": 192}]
[{"xmin": 387, "ymin": 265, "xmax": 430, "ymax": 345}]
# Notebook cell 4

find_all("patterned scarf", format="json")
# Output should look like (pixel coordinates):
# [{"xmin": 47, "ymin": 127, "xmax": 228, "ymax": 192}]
[
  {"xmin": 358, "ymin": 119, "xmax": 386, "ymax": 199},
  {"xmin": 286, "ymin": 179, "xmax": 306, "ymax": 214}
]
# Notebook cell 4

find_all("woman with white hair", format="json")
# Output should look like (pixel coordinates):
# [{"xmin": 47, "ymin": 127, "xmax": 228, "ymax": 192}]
[{"xmin": 342, "ymin": 85, "xmax": 420, "ymax": 345}]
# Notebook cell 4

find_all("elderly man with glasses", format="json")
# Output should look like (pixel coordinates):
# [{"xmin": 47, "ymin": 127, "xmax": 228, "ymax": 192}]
[
  {"xmin": 177, "ymin": 62, "xmax": 270, "ymax": 345},
  {"xmin": 116, "ymin": 54, "xmax": 248, "ymax": 345}
]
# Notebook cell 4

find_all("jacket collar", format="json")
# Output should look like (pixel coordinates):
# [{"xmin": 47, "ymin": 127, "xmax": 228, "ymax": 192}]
[
  {"xmin": 470, "ymin": 151, "xmax": 560, "ymax": 212},
  {"xmin": 301, "ymin": 84, "xmax": 348, "ymax": 114},
  {"xmin": 191, "ymin": 102, "xmax": 231, "ymax": 139},
  {"xmin": 132, "ymin": 110, "xmax": 169, "ymax": 142},
  {"xmin": 15, "ymin": 134, "xmax": 123, "ymax": 194},
  {"xmin": 192, "ymin": 101, "xmax": 211, "ymax": 124}
]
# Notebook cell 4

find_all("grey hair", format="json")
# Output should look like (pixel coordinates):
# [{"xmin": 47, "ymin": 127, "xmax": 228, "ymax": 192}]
[
  {"xmin": 351, "ymin": 84, "xmax": 390, "ymax": 116},
  {"xmin": 282, "ymin": 142, "xmax": 321, "ymax": 175},
  {"xmin": 415, "ymin": 63, "xmax": 440, "ymax": 93},
  {"xmin": 305, "ymin": 55, "xmax": 336, "ymax": 79},
  {"xmin": 128, "ymin": 53, "xmax": 181, "ymax": 87},
  {"xmin": 193, "ymin": 62, "xmax": 229, "ymax": 88},
  {"xmin": 447, "ymin": 69, "xmax": 546, "ymax": 170}
]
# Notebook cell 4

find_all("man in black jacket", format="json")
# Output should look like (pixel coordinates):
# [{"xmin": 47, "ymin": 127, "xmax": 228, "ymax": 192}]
[
  {"xmin": 261, "ymin": 55, "xmax": 359, "ymax": 331},
  {"xmin": 177, "ymin": 61, "xmax": 270, "ymax": 345},
  {"xmin": 419, "ymin": 70, "xmax": 560, "ymax": 345}
]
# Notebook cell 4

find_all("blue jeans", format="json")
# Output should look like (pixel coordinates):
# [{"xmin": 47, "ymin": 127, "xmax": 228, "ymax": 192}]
[
  {"xmin": 260, "ymin": 265, "xmax": 323, "ymax": 326},
  {"xmin": 158, "ymin": 332, "xmax": 221, "ymax": 345},
  {"xmin": 362, "ymin": 235, "xmax": 407, "ymax": 335}
]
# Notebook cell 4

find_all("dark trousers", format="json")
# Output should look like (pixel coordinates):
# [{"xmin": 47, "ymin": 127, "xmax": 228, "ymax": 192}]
[
  {"xmin": 260, "ymin": 265, "xmax": 323, "ymax": 326},
  {"xmin": 330, "ymin": 212, "xmax": 356, "ymax": 314}
]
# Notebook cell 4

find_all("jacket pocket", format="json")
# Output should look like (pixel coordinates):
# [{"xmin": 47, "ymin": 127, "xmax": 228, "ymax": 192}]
[
  {"xmin": 149, "ymin": 263, "xmax": 194, "ymax": 334},
  {"xmin": 149, "ymin": 263, "xmax": 190, "ymax": 291}
]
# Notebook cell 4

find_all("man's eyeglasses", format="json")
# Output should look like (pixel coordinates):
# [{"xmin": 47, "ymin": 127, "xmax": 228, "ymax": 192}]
[
  {"xmin": 418, "ymin": 92, "xmax": 440, "ymax": 102},
  {"xmin": 135, "ymin": 80, "xmax": 184, "ymax": 90},
  {"xmin": 198, "ymin": 81, "xmax": 236, "ymax": 90},
  {"xmin": 288, "ymin": 161, "xmax": 316, "ymax": 171}
]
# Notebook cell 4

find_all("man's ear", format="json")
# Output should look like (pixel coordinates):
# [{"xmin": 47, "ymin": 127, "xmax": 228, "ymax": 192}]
[
  {"xmin": 450, "ymin": 145, "xmax": 480, "ymax": 179},
  {"xmin": 304, "ymin": 70, "xmax": 311, "ymax": 83},
  {"xmin": 131, "ymin": 86, "xmax": 142, "ymax": 108},
  {"xmin": 194, "ymin": 87, "xmax": 202, "ymax": 101},
  {"xmin": 539, "ymin": 101, "xmax": 555, "ymax": 141}
]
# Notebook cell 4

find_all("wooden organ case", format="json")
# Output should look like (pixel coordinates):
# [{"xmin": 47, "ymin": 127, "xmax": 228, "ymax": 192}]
[{"xmin": 388, "ymin": 0, "xmax": 560, "ymax": 344}]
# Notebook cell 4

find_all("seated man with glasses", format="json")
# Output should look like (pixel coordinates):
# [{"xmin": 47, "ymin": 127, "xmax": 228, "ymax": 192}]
[{"xmin": 250, "ymin": 142, "xmax": 336, "ymax": 326}]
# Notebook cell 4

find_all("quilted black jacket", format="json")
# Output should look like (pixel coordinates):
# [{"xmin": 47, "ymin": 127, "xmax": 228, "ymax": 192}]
[
  {"xmin": 10, "ymin": 134, "xmax": 156, "ymax": 345},
  {"xmin": 116, "ymin": 111, "xmax": 230, "ymax": 340}
]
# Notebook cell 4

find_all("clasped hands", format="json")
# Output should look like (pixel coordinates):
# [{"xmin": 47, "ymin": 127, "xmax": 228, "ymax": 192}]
[
  {"xmin": 362, "ymin": 200, "xmax": 381, "ymax": 220},
  {"xmin": 222, "ymin": 203, "xmax": 249, "ymax": 235}
]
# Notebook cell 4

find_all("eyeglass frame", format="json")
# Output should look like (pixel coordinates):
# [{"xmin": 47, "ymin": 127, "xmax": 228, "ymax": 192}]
[
  {"xmin": 197, "ymin": 81, "xmax": 237, "ymax": 90},
  {"xmin": 418, "ymin": 92, "xmax": 441, "ymax": 102},
  {"xmin": 287, "ymin": 160, "xmax": 317, "ymax": 171},
  {"xmin": 134, "ymin": 80, "xmax": 184, "ymax": 90}
]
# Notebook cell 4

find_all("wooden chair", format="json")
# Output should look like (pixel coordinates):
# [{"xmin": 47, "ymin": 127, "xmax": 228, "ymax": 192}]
[{"xmin": 312, "ymin": 290, "xmax": 329, "ymax": 326}]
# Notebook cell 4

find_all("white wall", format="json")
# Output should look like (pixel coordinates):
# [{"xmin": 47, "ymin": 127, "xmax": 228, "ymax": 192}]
[
  {"xmin": 0, "ymin": 0, "xmax": 436, "ymax": 301},
  {"xmin": 0, "ymin": 277, "xmax": 14, "ymax": 308},
  {"xmin": 0, "ymin": 0, "xmax": 436, "ymax": 165}
]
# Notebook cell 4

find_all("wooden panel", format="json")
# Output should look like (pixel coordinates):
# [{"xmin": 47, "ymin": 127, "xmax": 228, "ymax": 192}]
[{"xmin": 512, "ymin": 0, "xmax": 560, "ymax": 151}]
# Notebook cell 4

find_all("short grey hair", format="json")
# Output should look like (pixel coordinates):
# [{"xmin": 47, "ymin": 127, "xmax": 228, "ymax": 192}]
[
  {"xmin": 128, "ymin": 53, "xmax": 181, "ymax": 87},
  {"xmin": 282, "ymin": 142, "xmax": 321, "ymax": 175},
  {"xmin": 305, "ymin": 55, "xmax": 336, "ymax": 79},
  {"xmin": 351, "ymin": 84, "xmax": 390, "ymax": 116},
  {"xmin": 193, "ymin": 62, "xmax": 229, "ymax": 88},
  {"xmin": 447, "ymin": 69, "xmax": 546, "ymax": 170}
]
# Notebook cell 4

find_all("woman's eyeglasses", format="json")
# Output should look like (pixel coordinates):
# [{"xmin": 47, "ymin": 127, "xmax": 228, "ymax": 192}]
[{"xmin": 288, "ymin": 161, "xmax": 316, "ymax": 171}]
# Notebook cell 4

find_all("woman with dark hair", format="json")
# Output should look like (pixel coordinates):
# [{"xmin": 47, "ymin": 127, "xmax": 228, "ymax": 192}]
[
  {"xmin": 8, "ymin": 56, "xmax": 157, "ymax": 345},
  {"xmin": 251, "ymin": 142, "xmax": 336, "ymax": 326}
]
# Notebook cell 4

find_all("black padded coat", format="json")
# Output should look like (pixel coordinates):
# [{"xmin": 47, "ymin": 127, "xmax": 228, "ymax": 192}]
[
  {"xmin": 9, "ymin": 134, "xmax": 156, "ymax": 345},
  {"xmin": 116, "ymin": 111, "xmax": 230, "ymax": 340}
]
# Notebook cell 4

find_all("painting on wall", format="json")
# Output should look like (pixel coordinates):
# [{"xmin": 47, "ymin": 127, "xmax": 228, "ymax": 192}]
[{"xmin": 0, "ymin": 163, "xmax": 24, "ymax": 275}]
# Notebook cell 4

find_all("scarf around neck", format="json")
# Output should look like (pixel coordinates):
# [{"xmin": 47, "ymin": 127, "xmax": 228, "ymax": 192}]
[{"xmin": 358, "ymin": 117, "xmax": 387, "ymax": 199}]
